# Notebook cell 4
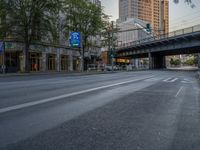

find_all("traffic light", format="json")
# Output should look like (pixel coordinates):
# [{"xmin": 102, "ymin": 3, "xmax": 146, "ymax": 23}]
[{"xmin": 146, "ymin": 23, "xmax": 151, "ymax": 33}]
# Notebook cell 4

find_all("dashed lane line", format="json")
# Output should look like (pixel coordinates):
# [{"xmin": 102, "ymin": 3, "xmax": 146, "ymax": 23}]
[
  {"xmin": 0, "ymin": 75, "xmax": 154, "ymax": 114},
  {"xmin": 175, "ymin": 86, "xmax": 184, "ymax": 97}
]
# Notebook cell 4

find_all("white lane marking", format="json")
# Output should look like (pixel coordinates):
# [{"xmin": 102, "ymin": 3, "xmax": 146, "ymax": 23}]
[
  {"xmin": 175, "ymin": 86, "xmax": 184, "ymax": 97},
  {"xmin": 171, "ymin": 78, "xmax": 178, "ymax": 82},
  {"xmin": 184, "ymin": 78, "xmax": 189, "ymax": 81},
  {"xmin": 181, "ymin": 78, "xmax": 193, "ymax": 84},
  {"xmin": 0, "ymin": 76, "xmax": 154, "ymax": 114},
  {"xmin": 181, "ymin": 81, "xmax": 192, "ymax": 84},
  {"xmin": 144, "ymin": 77, "xmax": 162, "ymax": 82},
  {"xmin": 163, "ymin": 78, "xmax": 172, "ymax": 82},
  {"xmin": 163, "ymin": 78, "xmax": 178, "ymax": 83}
]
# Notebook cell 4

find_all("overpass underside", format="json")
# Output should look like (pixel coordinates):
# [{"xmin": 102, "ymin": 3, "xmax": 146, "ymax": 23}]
[
  {"xmin": 116, "ymin": 31, "xmax": 200, "ymax": 69},
  {"xmin": 149, "ymin": 53, "xmax": 166, "ymax": 69}
]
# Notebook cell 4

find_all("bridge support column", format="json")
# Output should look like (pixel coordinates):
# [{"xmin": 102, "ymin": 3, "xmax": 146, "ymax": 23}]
[
  {"xmin": 154, "ymin": 55, "xmax": 166, "ymax": 69},
  {"xmin": 148, "ymin": 53, "xmax": 153, "ymax": 69},
  {"xmin": 149, "ymin": 53, "xmax": 166, "ymax": 69},
  {"xmin": 136, "ymin": 59, "xmax": 140, "ymax": 69}
]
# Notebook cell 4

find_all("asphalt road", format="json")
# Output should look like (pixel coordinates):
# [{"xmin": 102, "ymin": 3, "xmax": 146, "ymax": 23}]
[{"xmin": 0, "ymin": 70, "xmax": 199, "ymax": 150}]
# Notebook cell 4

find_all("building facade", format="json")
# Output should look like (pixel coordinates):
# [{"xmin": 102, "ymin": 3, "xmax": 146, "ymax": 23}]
[
  {"xmin": 118, "ymin": 0, "xmax": 169, "ymax": 35},
  {"xmin": 85, "ymin": 0, "xmax": 102, "ymax": 66},
  {"xmin": 0, "ymin": 41, "xmax": 81, "ymax": 73},
  {"xmin": 0, "ymin": 0, "xmax": 102, "ymax": 73},
  {"xmin": 117, "ymin": 18, "xmax": 152, "ymax": 46}
]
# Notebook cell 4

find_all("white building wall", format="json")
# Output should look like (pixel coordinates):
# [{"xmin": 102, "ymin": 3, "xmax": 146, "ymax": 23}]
[{"xmin": 117, "ymin": 18, "xmax": 152, "ymax": 46}]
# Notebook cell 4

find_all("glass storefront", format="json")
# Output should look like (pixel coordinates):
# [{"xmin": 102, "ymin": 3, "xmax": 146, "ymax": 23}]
[
  {"xmin": 0, "ymin": 42, "xmax": 79, "ymax": 73},
  {"xmin": 0, "ymin": 54, "xmax": 3, "ymax": 73},
  {"xmin": 0, "ymin": 54, "xmax": 3, "ymax": 66},
  {"xmin": 61, "ymin": 55, "xmax": 68, "ymax": 71},
  {"xmin": 30, "ymin": 53, "xmax": 42, "ymax": 72},
  {"xmin": 73, "ymin": 57, "xmax": 80, "ymax": 71},
  {"xmin": 5, "ymin": 52, "xmax": 20, "ymax": 73},
  {"xmin": 47, "ymin": 54, "xmax": 56, "ymax": 71}
]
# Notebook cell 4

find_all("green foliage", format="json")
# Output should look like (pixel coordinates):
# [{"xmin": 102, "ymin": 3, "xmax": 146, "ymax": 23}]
[
  {"xmin": 0, "ymin": 0, "xmax": 61, "ymax": 72},
  {"xmin": 62, "ymin": 0, "xmax": 104, "ymax": 47},
  {"xmin": 184, "ymin": 57, "xmax": 198, "ymax": 66},
  {"xmin": 101, "ymin": 16, "xmax": 119, "ymax": 49},
  {"xmin": 170, "ymin": 58, "xmax": 181, "ymax": 66},
  {"xmin": 61, "ymin": 0, "xmax": 106, "ymax": 70},
  {"xmin": 185, "ymin": 59, "xmax": 194, "ymax": 65},
  {"xmin": 0, "ymin": 0, "xmax": 107, "ymax": 71},
  {"xmin": 0, "ymin": 0, "xmax": 60, "ymax": 42}
]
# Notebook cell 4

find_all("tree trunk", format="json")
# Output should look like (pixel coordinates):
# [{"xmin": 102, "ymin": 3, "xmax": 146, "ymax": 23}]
[
  {"xmin": 80, "ymin": 47, "xmax": 84, "ymax": 72},
  {"xmin": 24, "ymin": 42, "xmax": 30, "ymax": 73},
  {"xmin": 81, "ymin": 37, "xmax": 87, "ymax": 72},
  {"xmin": 108, "ymin": 34, "xmax": 111, "ymax": 65}
]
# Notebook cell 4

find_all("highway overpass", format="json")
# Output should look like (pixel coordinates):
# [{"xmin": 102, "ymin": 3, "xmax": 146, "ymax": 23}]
[{"xmin": 116, "ymin": 24, "xmax": 200, "ymax": 69}]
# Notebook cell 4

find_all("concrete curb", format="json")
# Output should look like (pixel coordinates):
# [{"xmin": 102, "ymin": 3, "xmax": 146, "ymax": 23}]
[
  {"xmin": 0, "ymin": 69, "xmax": 148, "ymax": 78},
  {"xmin": 0, "ymin": 71, "xmax": 119, "ymax": 78}
]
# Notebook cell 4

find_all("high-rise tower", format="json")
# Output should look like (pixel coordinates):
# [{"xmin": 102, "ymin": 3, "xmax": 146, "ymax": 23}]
[{"xmin": 118, "ymin": 0, "xmax": 169, "ymax": 34}]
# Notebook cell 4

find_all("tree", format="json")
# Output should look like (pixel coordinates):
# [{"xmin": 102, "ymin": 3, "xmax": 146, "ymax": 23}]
[
  {"xmin": 170, "ymin": 58, "xmax": 181, "ymax": 66},
  {"xmin": 0, "ymin": 0, "xmax": 8, "ymax": 39},
  {"xmin": 193, "ymin": 54, "xmax": 198, "ymax": 65},
  {"xmin": 0, "ymin": 0, "xmax": 61, "ymax": 72},
  {"xmin": 184, "ymin": 54, "xmax": 198, "ymax": 66},
  {"xmin": 101, "ymin": 15, "xmax": 119, "ymax": 64},
  {"xmin": 62, "ymin": 0, "xmax": 105, "ymax": 71}
]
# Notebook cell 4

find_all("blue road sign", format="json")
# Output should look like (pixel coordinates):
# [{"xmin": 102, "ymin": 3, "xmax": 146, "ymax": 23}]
[
  {"xmin": 0, "ymin": 42, "xmax": 4, "ymax": 53},
  {"xmin": 70, "ymin": 32, "xmax": 81, "ymax": 48}
]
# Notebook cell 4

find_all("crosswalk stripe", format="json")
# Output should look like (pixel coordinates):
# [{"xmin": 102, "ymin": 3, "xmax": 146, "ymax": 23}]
[
  {"xmin": 163, "ymin": 77, "xmax": 178, "ymax": 83},
  {"xmin": 163, "ymin": 78, "xmax": 172, "ymax": 82},
  {"xmin": 171, "ymin": 78, "xmax": 178, "ymax": 82},
  {"xmin": 144, "ymin": 77, "xmax": 163, "ymax": 82}
]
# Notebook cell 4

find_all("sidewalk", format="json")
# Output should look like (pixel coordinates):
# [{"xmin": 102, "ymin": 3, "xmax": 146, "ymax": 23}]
[{"xmin": 0, "ymin": 71, "xmax": 118, "ymax": 78}]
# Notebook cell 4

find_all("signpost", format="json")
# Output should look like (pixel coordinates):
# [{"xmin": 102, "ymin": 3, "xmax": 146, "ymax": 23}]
[
  {"xmin": 70, "ymin": 32, "xmax": 83, "ymax": 71},
  {"xmin": 70, "ymin": 32, "xmax": 82, "ymax": 48},
  {"xmin": 0, "ymin": 42, "xmax": 5, "ymax": 74}
]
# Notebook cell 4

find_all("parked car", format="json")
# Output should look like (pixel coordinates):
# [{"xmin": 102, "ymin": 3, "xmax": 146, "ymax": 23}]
[
  {"xmin": 105, "ymin": 65, "xmax": 119, "ymax": 71},
  {"xmin": 87, "ymin": 64, "xmax": 97, "ymax": 71}
]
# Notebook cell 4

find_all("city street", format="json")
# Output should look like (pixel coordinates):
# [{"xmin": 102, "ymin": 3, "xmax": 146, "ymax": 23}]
[{"xmin": 0, "ymin": 70, "xmax": 200, "ymax": 150}]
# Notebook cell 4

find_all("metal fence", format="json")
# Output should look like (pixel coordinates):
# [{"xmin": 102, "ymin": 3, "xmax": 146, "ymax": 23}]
[{"xmin": 117, "ymin": 24, "xmax": 200, "ymax": 49}]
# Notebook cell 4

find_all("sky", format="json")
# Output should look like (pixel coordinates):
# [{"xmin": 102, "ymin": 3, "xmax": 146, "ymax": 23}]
[{"xmin": 101, "ymin": 0, "xmax": 200, "ymax": 31}]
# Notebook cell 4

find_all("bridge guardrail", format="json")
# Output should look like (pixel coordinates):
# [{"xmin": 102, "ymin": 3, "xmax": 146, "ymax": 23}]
[{"xmin": 117, "ymin": 24, "xmax": 200, "ymax": 49}]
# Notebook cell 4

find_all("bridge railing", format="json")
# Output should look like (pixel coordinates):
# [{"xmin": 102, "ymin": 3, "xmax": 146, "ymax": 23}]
[{"xmin": 117, "ymin": 24, "xmax": 200, "ymax": 49}]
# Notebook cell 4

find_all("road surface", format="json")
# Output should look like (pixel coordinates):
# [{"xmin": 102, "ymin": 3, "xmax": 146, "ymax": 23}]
[{"xmin": 0, "ymin": 71, "xmax": 199, "ymax": 150}]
